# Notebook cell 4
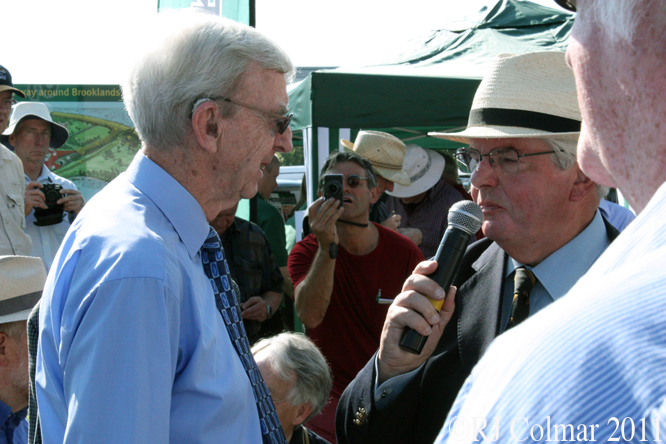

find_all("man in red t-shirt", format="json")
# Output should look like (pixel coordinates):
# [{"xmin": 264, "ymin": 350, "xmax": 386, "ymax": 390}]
[{"xmin": 288, "ymin": 151, "xmax": 424, "ymax": 443}]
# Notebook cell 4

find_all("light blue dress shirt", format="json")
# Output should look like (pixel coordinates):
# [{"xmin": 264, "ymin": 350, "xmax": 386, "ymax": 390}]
[
  {"xmin": 0, "ymin": 401, "xmax": 26, "ymax": 444},
  {"xmin": 36, "ymin": 151, "xmax": 262, "ymax": 444},
  {"xmin": 436, "ymin": 183, "xmax": 666, "ymax": 443}
]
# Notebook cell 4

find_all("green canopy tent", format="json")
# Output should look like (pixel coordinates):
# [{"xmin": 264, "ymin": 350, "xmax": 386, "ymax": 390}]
[{"xmin": 287, "ymin": 0, "xmax": 574, "ymax": 203}]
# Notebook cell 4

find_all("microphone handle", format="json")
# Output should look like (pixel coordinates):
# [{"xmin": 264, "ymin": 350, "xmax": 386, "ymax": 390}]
[{"xmin": 399, "ymin": 228, "xmax": 472, "ymax": 355}]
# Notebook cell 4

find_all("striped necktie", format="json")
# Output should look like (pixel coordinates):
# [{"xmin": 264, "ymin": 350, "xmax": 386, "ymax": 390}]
[
  {"xmin": 201, "ymin": 226, "xmax": 286, "ymax": 444},
  {"xmin": 507, "ymin": 266, "xmax": 537, "ymax": 330}
]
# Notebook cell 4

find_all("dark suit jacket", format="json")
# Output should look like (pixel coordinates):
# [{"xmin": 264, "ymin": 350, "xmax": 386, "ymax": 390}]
[{"xmin": 336, "ymin": 217, "xmax": 620, "ymax": 444}]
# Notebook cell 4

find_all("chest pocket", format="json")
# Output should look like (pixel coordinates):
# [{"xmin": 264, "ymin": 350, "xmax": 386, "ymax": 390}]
[{"xmin": 5, "ymin": 193, "xmax": 25, "ymax": 227}]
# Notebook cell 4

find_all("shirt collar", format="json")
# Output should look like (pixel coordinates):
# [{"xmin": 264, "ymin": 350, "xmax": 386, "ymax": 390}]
[
  {"xmin": 125, "ymin": 151, "xmax": 209, "ymax": 259},
  {"xmin": 506, "ymin": 210, "xmax": 609, "ymax": 301},
  {"xmin": 0, "ymin": 399, "xmax": 26, "ymax": 431},
  {"xmin": 24, "ymin": 164, "xmax": 52, "ymax": 184}
]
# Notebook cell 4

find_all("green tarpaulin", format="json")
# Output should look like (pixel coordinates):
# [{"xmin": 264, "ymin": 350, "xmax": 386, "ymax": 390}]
[{"xmin": 288, "ymin": 0, "xmax": 574, "ymax": 202}]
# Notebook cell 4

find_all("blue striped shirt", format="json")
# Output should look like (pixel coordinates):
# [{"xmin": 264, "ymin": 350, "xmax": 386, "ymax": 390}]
[{"xmin": 436, "ymin": 182, "xmax": 666, "ymax": 444}]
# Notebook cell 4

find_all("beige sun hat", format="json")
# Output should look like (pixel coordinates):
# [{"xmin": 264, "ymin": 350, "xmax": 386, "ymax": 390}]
[
  {"xmin": 386, "ymin": 145, "xmax": 445, "ymax": 199},
  {"xmin": 430, "ymin": 51, "xmax": 581, "ymax": 143},
  {"xmin": 0, "ymin": 255, "xmax": 47, "ymax": 324},
  {"xmin": 341, "ymin": 130, "xmax": 411, "ymax": 186}
]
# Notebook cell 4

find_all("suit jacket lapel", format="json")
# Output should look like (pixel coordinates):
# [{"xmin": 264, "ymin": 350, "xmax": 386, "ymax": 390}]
[{"xmin": 457, "ymin": 242, "xmax": 507, "ymax": 370}]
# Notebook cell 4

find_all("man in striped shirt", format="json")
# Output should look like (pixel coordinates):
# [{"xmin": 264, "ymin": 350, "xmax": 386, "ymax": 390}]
[{"xmin": 434, "ymin": 1, "xmax": 666, "ymax": 442}]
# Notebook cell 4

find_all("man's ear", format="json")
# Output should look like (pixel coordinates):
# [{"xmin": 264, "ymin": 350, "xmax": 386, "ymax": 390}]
[
  {"xmin": 191, "ymin": 100, "xmax": 222, "ymax": 155},
  {"xmin": 570, "ymin": 165, "xmax": 597, "ymax": 202},
  {"xmin": 369, "ymin": 184, "xmax": 380, "ymax": 205},
  {"xmin": 293, "ymin": 403, "xmax": 314, "ymax": 427},
  {"xmin": 8, "ymin": 134, "xmax": 16, "ymax": 146},
  {"xmin": 0, "ymin": 333, "xmax": 9, "ymax": 366}
]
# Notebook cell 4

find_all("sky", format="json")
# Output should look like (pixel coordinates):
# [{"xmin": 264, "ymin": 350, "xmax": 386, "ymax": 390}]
[{"xmin": 1, "ymin": 0, "xmax": 562, "ymax": 85}]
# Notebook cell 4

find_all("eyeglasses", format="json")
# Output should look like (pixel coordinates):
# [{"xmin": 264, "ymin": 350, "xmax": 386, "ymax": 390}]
[
  {"xmin": 0, "ymin": 99, "xmax": 17, "ymax": 110},
  {"xmin": 214, "ymin": 96, "xmax": 292, "ymax": 135},
  {"xmin": 456, "ymin": 146, "xmax": 556, "ymax": 175},
  {"xmin": 324, "ymin": 174, "xmax": 369, "ymax": 188},
  {"xmin": 554, "ymin": 0, "xmax": 576, "ymax": 12}
]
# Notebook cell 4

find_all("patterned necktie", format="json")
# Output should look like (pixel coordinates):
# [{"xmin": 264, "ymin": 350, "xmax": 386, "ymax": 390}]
[
  {"xmin": 201, "ymin": 226, "xmax": 287, "ymax": 444},
  {"xmin": 507, "ymin": 266, "xmax": 537, "ymax": 330}
]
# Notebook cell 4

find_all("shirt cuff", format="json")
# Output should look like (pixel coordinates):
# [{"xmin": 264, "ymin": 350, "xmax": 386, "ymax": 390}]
[{"xmin": 373, "ymin": 355, "xmax": 425, "ymax": 410}]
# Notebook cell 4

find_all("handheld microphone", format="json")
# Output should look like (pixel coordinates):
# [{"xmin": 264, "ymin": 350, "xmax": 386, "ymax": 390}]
[{"xmin": 399, "ymin": 200, "xmax": 483, "ymax": 355}]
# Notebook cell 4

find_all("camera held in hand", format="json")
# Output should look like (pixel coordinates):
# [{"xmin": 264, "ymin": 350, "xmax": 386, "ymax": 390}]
[
  {"xmin": 34, "ymin": 183, "xmax": 65, "ymax": 226},
  {"xmin": 324, "ymin": 174, "xmax": 343, "ymax": 205}
]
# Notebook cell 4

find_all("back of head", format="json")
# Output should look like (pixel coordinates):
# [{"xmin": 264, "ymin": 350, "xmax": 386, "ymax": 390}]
[
  {"xmin": 122, "ymin": 10, "xmax": 294, "ymax": 152},
  {"xmin": 252, "ymin": 332, "xmax": 332, "ymax": 423},
  {"xmin": 318, "ymin": 151, "xmax": 377, "ymax": 192}
]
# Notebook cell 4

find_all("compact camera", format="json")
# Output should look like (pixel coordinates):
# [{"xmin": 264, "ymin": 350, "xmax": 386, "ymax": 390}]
[
  {"xmin": 324, "ymin": 174, "xmax": 344, "ymax": 205},
  {"xmin": 34, "ymin": 183, "xmax": 65, "ymax": 226}
]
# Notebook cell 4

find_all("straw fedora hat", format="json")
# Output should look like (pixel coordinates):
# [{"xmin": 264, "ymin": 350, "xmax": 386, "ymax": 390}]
[
  {"xmin": 341, "ymin": 130, "xmax": 410, "ymax": 186},
  {"xmin": 1, "ymin": 102, "xmax": 69, "ymax": 148},
  {"xmin": 386, "ymin": 145, "xmax": 445, "ymax": 199},
  {"xmin": 0, "ymin": 255, "xmax": 47, "ymax": 324},
  {"xmin": 430, "ymin": 51, "xmax": 581, "ymax": 143}
]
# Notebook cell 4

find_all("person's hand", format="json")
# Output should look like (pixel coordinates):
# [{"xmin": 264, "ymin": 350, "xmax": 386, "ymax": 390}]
[
  {"xmin": 308, "ymin": 197, "xmax": 344, "ymax": 250},
  {"xmin": 58, "ymin": 188, "xmax": 85, "ymax": 215},
  {"xmin": 240, "ymin": 296, "xmax": 270, "ymax": 322},
  {"xmin": 24, "ymin": 181, "xmax": 46, "ymax": 216},
  {"xmin": 381, "ymin": 213, "xmax": 401, "ymax": 231},
  {"xmin": 376, "ymin": 260, "xmax": 456, "ymax": 384}
]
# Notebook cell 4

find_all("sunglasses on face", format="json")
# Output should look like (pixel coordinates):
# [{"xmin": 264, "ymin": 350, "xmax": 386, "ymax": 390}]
[
  {"xmin": 455, "ymin": 146, "xmax": 555, "ymax": 175},
  {"xmin": 324, "ymin": 174, "xmax": 369, "ymax": 188},
  {"xmin": 192, "ymin": 96, "xmax": 293, "ymax": 135}
]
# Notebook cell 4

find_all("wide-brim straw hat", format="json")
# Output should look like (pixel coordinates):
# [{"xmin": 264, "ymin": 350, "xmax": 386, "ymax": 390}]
[
  {"xmin": 0, "ymin": 255, "xmax": 46, "ymax": 324},
  {"xmin": 1, "ymin": 102, "xmax": 69, "ymax": 148},
  {"xmin": 430, "ymin": 51, "xmax": 581, "ymax": 143},
  {"xmin": 386, "ymin": 145, "xmax": 445, "ymax": 198},
  {"xmin": 341, "ymin": 130, "xmax": 411, "ymax": 186}
]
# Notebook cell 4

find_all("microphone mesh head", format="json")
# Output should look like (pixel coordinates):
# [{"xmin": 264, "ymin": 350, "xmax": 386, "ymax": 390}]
[{"xmin": 448, "ymin": 201, "xmax": 484, "ymax": 235}]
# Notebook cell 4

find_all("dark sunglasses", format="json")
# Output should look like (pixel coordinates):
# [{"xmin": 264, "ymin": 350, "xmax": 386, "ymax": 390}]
[
  {"xmin": 220, "ymin": 97, "xmax": 293, "ymax": 135},
  {"xmin": 324, "ymin": 174, "xmax": 369, "ymax": 188}
]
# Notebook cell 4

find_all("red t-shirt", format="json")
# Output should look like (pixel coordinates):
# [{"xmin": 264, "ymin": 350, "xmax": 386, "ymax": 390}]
[{"xmin": 289, "ymin": 223, "xmax": 424, "ymax": 440}]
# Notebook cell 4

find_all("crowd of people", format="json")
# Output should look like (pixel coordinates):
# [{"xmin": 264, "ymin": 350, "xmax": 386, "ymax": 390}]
[{"xmin": 0, "ymin": 1, "xmax": 663, "ymax": 443}]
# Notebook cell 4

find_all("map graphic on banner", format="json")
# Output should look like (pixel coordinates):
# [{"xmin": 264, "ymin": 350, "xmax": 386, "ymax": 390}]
[
  {"xmin": 15, "ymin": 84, "xmax": 138, "ymax": 203},
  {"xmin": 156, "ymin": 0, "xmax": 250, "ymax": 25}
]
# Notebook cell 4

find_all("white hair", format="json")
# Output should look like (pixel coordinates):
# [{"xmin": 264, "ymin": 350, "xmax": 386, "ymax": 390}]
[
  {"xmin": 544, "ymin": 138, "xmax": 609, "ymax": 198},
  {"xmin": 122, "ymin": 10, "xmax": 294, "ymax": 151},
  {"xmin": 592, "ymin": 0, "xmax": 643, "ymax": 44},
  {"xmin": 252, "ymin": 333, "xmax": 332, "ymax": 423}
]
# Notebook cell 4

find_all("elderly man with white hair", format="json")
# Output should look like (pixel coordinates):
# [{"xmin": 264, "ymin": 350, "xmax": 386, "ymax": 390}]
[
  {"xmin": 431, "ymin": 1, "xmax": 666, "ymax": 442},
  {"xmin": 36, "ymin": 11, "xmax": 295, "ymax": 444},
  {"xmin": 252, "ymin": 333, "xmax": 333, "ymax": 444}
]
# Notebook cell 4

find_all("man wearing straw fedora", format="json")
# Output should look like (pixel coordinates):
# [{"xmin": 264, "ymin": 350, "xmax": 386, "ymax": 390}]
[
  {"xmin": 0, "ymin": 66, "xmax": 31, "ymax": 257},
  {"xmin": 385, "ymin": 144, "xmax": 464, "ymax": 258},
  {"xmin": 337, "ymin": 51, "xmax": 619, "ymax": 444},
  {"xmin": 0, "ymin": 255, "xmax": 46, "ymax": 444},
  {"xmin": 1, "ymin": 102, "xmax": 85, "ymax": 271},
  {"xmin": 341, "ymin": 131, "xmax": 422, "ymax": 246}
]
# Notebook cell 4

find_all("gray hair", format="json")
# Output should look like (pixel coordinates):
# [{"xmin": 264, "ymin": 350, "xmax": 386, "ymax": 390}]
[
  {"xmin": 318, "ymin": 151, "xmax": 378, "ymax": 192},
  {"xmin": 544, "ymin": 138, "xmax": 609, "ymax": 198},
  {"xmin": 592, "ymin": 0, "xmax": 642, "ymax": 44},
  {"xmin": 0, "ymin": 320, "xmax": 26, "ymax": 340},
  {"xmin": 122, "ymin": 10, "xmax": 294, "ymax": 151},
  {"xmin": 252, "ymin": 333, "xmax": 332, "ymax": 423}
]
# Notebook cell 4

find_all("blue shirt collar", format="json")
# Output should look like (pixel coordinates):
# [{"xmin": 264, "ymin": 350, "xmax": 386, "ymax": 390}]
[
  {"xmin": 125, "ymin": 151, "xmax": 209, "ymax": 259},
  {"xmin": 0, "ymin": 399, "xmax": 26, "ymax": 438},
  {"xmin": 506, "ymin": 210, "xmax": 609, "ymax": 301}
]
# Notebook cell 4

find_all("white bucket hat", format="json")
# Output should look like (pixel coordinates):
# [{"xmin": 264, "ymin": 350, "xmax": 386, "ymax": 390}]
[
  {"xmin": 430, "ymin": 51, "xmax": 581, "ymax": 143},
  {"xmin": 341, "ymin": 130, "xmax": 411, "ymax": 186},
  {"xmin": 386, "ymin": 145, "xmax": 445, "ymax": 198},
  {"xmin": 1, "ymin": 102, "xmax": 69, "ymax": 148},
  {"xmin": 0, "ymin": 255, "xmax": 46, "ymax": 324}
]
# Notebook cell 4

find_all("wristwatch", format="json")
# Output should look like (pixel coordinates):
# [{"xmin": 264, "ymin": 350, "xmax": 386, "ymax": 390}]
[{"xmin": 265, "ymin": 301, "xmax": 273, "ymax": 319}]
